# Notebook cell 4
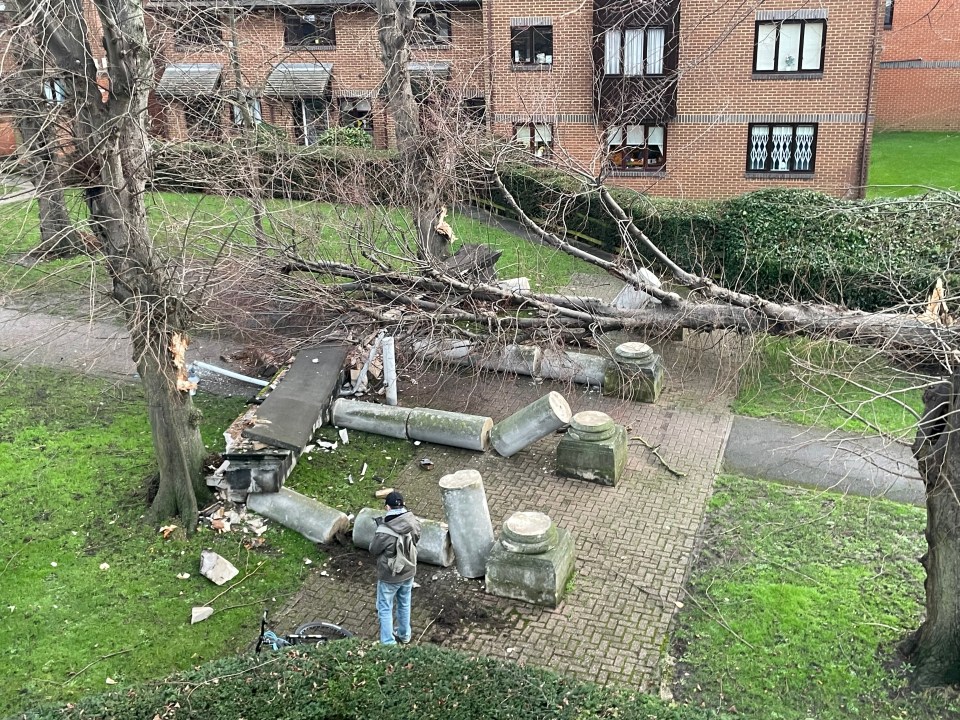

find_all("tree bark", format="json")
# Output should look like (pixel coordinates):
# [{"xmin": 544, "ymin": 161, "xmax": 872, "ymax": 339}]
[
  {"xmin": 35, "ymin": 0, "xmax": 206, "ymax": 530},
  {"xmin": 908, "ymin": 374, "xmax": 960, "ymax": 688},
  {"xmin": 376, "ymin": 0, "xmax": 451, "ymax": 260}
]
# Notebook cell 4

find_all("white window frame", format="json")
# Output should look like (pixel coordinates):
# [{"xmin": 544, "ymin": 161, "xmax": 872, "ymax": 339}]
[
  {"xmin": 747, "ymin": 123, "xmax": 817, "ymax": 173},
  {"xmin": 232, "ymin": 98, "xmax": 263, "ymax": 126},
  {"xmin": 604, "ymin": 26, "xmax": 666, "ymax": 76},
  {"xmin": 42, "ymin": 78, "xmax": 68, "ymax": 103}
]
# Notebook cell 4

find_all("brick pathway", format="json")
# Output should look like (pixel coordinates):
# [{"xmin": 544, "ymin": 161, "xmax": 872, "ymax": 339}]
[{"xmin": 278, "ymin": 333, "xmax": 736, "ymax": 691}]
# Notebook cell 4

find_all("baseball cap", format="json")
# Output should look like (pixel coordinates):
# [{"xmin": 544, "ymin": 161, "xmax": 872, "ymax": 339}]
[{"xmin": 385, "ymin": 490, "xmax": 404, "ymax": 509}]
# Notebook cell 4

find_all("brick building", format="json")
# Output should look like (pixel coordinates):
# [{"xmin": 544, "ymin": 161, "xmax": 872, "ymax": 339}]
[
  {"xmin": 6, "ymin": 1, "xmax": 886, "ymax": 199},
  {"xmin": 875, "ymin": 0, "xmax": 960, "ymax": 131}
]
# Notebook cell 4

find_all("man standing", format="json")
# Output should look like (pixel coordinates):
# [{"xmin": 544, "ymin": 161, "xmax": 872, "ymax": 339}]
[{"xmin": 369, "ymin": 490, "xmax": 422, "ymax": 645}]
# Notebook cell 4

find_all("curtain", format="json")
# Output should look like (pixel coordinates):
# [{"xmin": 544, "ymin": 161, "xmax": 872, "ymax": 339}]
[
  {"xmin": 755, "ymin": 23, "xmax": 777, "ymax": 71},
  {"xmin": 604, "ymin": 28, "xmax": 622, "ymax": 75},
  {"xmin": 646, "ymin": 28, "xmax": 665, "ymax": 75},
  {"xmin": 777, "ymin": 23, "xmax": 802, "ymax": 71},
  {"xmin": 623, "ymin": 28, "xmax": 644, "ymax": 75},
  {"xmin": 801, "ymin": 22, "xmax": 824, "ymax": 70}
]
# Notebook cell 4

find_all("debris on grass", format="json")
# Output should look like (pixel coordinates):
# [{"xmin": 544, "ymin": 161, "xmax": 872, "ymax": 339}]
[
  {"xmin": 199, "ymin": 550, "xmax": 239, "ymax": 586},
  {"xmin": 191, "ymin": 606, "xmax": 214, "ymax": 624}
]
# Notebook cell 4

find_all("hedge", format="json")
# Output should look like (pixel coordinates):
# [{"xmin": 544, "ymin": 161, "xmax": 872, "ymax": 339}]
[
  {"xmin": 149, "ymin": 142, "xmax": 960, "ymax": 312},
  {"xmin": 15, "ymin": 641, "xmax": 720, "ymax": 720}
]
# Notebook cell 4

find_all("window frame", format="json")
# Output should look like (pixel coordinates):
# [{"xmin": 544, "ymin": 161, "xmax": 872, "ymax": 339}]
[
  {"xmin": 231, "ymin": 97, "xmax": 263, "ymax": 127},
  {"xmin": 174, "ymin": 11, "xmax": 222, "ymax": 47},
  {"xmin": 603, "ymin": 26, "xmax": 667, "ymax": 77},
  {"xmin": 183, "ymin": 97, "xmax": 222, "ymax": 141},
  {"xmin": 338, "ymin": 97, "xmax": 374, "ymax": 135},
  {"xmin": 752, "ymin": 19, "xmax": 826, "ymax": 74},
  {"xmin": 511, "ymin": 25, "xmax": 553, "ymax": 67},
  {"xmin": 884, "ymin": 0, "xmax": 894, "ymax": 29},
  {"xmin": 412, "ymin": 9, "xmax": 452, "ymax": 46},
  {"xmin": 284, "ymin": 9, "xmax": 336, "ymax": 47},
  {"xmin": 745, "ymin": 122, "xmax": 818, "ymax": 174},
  {"xmin": 293, "ymin": 98, "xmax": 331, "ymax": 146},
  {"xmin": 513, "ymin": 123, "xmax": 553, "ymax": 158},
  {"xmin": 42, "ymin": 78, "xmax": 68, "ymax": 104},
  {"xmin": 606, "ymin": 123, "xmax": 666, "ymax": 172}
]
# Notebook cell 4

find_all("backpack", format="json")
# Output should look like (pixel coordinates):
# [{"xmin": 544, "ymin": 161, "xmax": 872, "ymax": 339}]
[{"xmin": 375, "ymin": 523, "xmax": 417, "ymax": 575}]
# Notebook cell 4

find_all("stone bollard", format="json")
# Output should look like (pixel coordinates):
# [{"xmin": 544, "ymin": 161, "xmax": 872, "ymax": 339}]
[
  {"xmin": 331, "ymin": 399, "xmax": 411, "ymax": 439},
  {"xmin": 489, "ymin": 391, "xmax": 572, "ymax": 458},
  {"xmin": 556, "ymin": 410, "xmax": 628, "ymax": 486},
  {"xmin": 406, "ymin": 408, "xmax": 494, "ymax": 451},
  {"xmin": 352, "ymin": 507, "xmax": 455, "ymax": 567},
  {"xmin": 247, "ymin": 488, "xmax": 350, "ymax": 544},
  {"xmin": 485, "ymin": 511, "xmax": 576, "ymax": 608},
  {"xmin": 439, "ymin": 469, "xmax": 495, "ymax": 578},
  {"xmin": 602, "ymin": 342, "xmax": 665, "ymax": 403}
]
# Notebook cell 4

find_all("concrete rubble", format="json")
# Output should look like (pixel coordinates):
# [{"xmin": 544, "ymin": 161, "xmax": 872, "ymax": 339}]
[{"xmin": 199, "ymin": 550, "xmax": 239, "ymax": 586}]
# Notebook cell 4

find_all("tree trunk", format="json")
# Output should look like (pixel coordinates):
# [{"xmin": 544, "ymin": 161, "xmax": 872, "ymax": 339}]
[
  {"xmin": 908, "ymin": 373, "xmax": 960, "ymax": 687},
  {"xmin": 34, "ymin": 0, "xmax": 207, "ymax": 530},
  {"xmin": 376, "ymin": 0, "xmax": 450, "ymax": 261}
]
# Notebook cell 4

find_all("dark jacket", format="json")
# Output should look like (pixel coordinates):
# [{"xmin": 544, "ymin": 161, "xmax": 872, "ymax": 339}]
[{"xmin": 369, "ymin": 508, "xmax": 422, "ymax": 584}]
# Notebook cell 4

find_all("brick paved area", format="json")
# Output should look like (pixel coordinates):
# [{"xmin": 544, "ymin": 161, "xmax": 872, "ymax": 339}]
[{"xmin": 278, "ymin": 333, "xmax": 735, "ymax": 691}]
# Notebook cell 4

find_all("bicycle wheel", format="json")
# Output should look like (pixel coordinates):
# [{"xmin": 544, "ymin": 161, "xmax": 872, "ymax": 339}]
[{"xmin": 291, "ymin": 621, "xmax": 353, "ymax": 644}]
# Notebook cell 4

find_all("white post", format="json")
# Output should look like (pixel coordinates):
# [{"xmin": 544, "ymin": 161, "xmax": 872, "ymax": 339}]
[{"xmin": 382, "ymin": 336, "xmax": 398, "ymax": 406}]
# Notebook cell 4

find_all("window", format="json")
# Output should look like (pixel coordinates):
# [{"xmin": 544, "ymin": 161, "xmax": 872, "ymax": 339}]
[
  {"xmin": 461, "ymin": 97, "xmax": 486, "ymax": 125},
  {"xmin": 747, "ymin": 123, "xmax": 816, "ymax": 173},
  {"xmin": 284, "ymin": 10, "xmax": 335, "ymax": 46},
  {"xmin": 294, "ymin": 99, "xmax": 330, "ymax": 146},
  {"xmin": 604, "ymin": 27, "xmax": 665, "ymax": 76},
  {"xmin": 339, "ymin": 98, "xmax": 373, "ymax": 135},
  {"xmin": 754, "ymin": 20, "xmax": 825, "ymax": 73},
  {"xmin": 607, "ymin": 124, "xmax": 665, "ymax": 171},
  {"xmin": 183, "ymin": 98, "xmax": 222, "ymax": 141},
  {"xmin": 175, "ymin": 12, "xmax": 221, "ymax": 46},
  {"xmin": 42, "ymin": 78, "xmax": 67, "ymax": 103},
  {"xmin": 232, "ymin": 98, "xmax": 263, "ymax": 126},
  {"xmin": 514, "ymin": 124, "xmax": 552, "ymax": 157},
  {"xmin": 413, "ymin": 10, "xmax": 451, "ymax": 45},
  {"xmin": 884, "ymin": 0, "xmax": 894, "ymax": 29},
  {"xmin": 511, "ymin": 26, "xmax": 553, "ymax": 66}
]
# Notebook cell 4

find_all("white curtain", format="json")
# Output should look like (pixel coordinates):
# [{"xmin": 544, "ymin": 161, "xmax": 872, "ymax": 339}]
[
  {"xmin": 514, "ymin": 125, "xmax": 532, "ymax": 146},
  {"xmin": 604, "ymin": 28, "xmax": 622, "ymax": 75},
  {"xmin": 647, "ymin": 126, "xmax": 665, "ymax": 153},
  {"xmin": 608, "ymin": 125, "xmax": 624, "ymax": 147},
  {"xmin": 646, "ymin": 27, "xmax": 665, "ymax": 75},
  {"xmin": 625, "ymin": 125, "xmax": 645, "ymax": 145},
  {"xmin": 623, "ymin": 28, "xmax": 644, "ymax": 76},
  {"xmin": 801, "ymin": 22, "xmax": 824, "ymax": 70},
  {"xmin": 755, "ymin": 23, "xmax": 777, "ymax": 71},
  {"xmin": 777, "ymin": 23, "xmax": 802, "ymax": 71}
]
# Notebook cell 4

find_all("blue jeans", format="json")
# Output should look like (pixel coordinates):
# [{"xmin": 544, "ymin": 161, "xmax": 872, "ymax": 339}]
[{"xmin": 376, "ymin": 577, "xmax": 413, "ymax": 644}]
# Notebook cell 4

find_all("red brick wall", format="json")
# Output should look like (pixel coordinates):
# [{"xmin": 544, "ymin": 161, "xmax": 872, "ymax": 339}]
[{"xmin": 876, "ymin": 0, "xmax": 960, "ymax": 130}]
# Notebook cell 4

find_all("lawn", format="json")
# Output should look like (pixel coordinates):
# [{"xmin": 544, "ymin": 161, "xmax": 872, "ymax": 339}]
[
  {"xmin": 672, "ymin": 474, "xmax": 959, "ymax": 720},
  {"xmin": 867, "ymin": 131, "xmax": 960, "ymax": 197},
  {"xmin": 734, "ymin": 336, "xmax": 928, "ymax": 438},
  {"xmin": 0, "ymin": 366, "xmax": 413, "ymax": 716}
]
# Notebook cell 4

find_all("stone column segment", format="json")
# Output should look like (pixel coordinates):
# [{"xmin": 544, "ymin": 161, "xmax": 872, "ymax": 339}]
[
  {"xmin": 332, "ymin": 398, "xmax": 411, "ymax": 439},
  {"xmin": 247, "ymin": 487, "xmax": 349, "ymax": 544},
  {"xmin": 490, "ymin": 391, "xmax": 572, "ymax": 458},
  {"xmin": 406, "ymin": 407, "xmax": 494, "ymax": 451},
  {"xmin": 352, "ymin": 507, "xmax": 455, "ymax": 567},
  {"xmin": 439, "ymin": 469, "xmax": 495, "ymax": 578}
]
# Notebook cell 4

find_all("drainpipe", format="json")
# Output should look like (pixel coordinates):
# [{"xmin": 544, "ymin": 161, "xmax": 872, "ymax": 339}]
[
  {"xmin": 484, "ymin": 0, "xmax": 495, "ymax": 131},
  {"xmin": 857, "ymin": 0, "xmax": 882, "ymax": 198}
]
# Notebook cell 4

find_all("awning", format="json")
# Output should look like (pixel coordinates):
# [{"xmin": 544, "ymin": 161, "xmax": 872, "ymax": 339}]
[
  {"xmin": 265, "ymin": 63, "xmax": 333, "ymax": 98},
  {"xmin": 409, "ymin": 61, "xmax": 451, "ymax": 78},
  {"xmin": 155, "ymin": 63, "xmax": 222, "ymax": 98}
]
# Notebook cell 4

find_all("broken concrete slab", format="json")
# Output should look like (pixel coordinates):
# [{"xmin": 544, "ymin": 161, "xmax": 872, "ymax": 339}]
[
  {"xmin": 243, "ymin": 345, "xmax": 348, "ymax": 451},
  {"xmin": 199, "ymin": 550, "xmax": 239, "ymax": 586},
  {"xmin": 246, "ymin": 487, "xmax": 350, "ymax": 544},
  {"xmin": 352, "ymin": 507, "xmax": 455, "ymax": 567}
]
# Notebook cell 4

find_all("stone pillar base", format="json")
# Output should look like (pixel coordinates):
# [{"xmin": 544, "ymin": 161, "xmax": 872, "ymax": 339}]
[
  {"xmin": 485, "ymin": 528, "xmax": 576, "ymax": 608},
  {"xmin": 603, "ymin": 342, "xmax": 665, "ymax": 403},
  {"xmin": 556, "ymin": 412, "xmax": 627, "ymax": 486}
]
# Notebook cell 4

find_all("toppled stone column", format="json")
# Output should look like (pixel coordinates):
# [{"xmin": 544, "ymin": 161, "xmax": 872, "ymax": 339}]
[
  {"xmin": 406, "ymin": 408, "xmax": 494, "ymax": 451},
  {"xmin": 332, "ymin": 399, "xmax": 411, "ymax": 439},
  {"xmin": 539, "ymin": 350, "xmax": 610, "ymax": 387},
  {"xmin": 485, "ymin": 511, "xmax": 576, "ymax": 608},
  {"xmin": 602, "ymin": 342, "xmax": 665, "ymax": 403},
  {"xmin": 247, "ymin": 488, "xmax": 350, "ymax": 544},
  {"xmin": 439, "ymin": 469, "xmax": 495, "ymax": 578},
  {"xmin": 489, "ymin": 391, "xmax": 572, "ymax": 458},
  {"xmin": 352, "ymin": 507, "xmax": 455, "ymax": 567},
  {"xmin": 556, "ymin": 410, "xmax": 627, "ymax": 486}
]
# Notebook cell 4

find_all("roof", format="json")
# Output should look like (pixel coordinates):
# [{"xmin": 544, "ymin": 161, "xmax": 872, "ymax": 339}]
[
  {"xmin": 265, "ymin": 63, "xmax": 333, "ymax": 98},
  {"xmin": 155, "ymin": 63, "xmax": 222, "ymax": 97},
  {"xmin": 408, "ymin": 61, "xmax": 451, "ymax": 76}
]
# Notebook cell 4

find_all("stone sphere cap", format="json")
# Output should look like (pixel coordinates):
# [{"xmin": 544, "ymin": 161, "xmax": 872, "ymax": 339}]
[{"xmin": 615, "ymin": 342, "xmax": 654, "ymax": 361}]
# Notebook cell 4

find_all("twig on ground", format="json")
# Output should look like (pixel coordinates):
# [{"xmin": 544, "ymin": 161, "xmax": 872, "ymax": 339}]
[
  {"xmin": 203, "ymin": 560, "xmax": 266, "ymax": 608},
  {"xmin": 63, "ymin": 644, "xmax": 143, "ymax": 685},
  {"xmin": 0, "ymin": 543, "xmax": 28, "ymax": 579},
  {"xmin": 631, "ymin": 435, "xmax": 687, "ymax": 477},
  {"xmin": 418, "ymin": 607, "xmax": 444, "ymax": 642}
]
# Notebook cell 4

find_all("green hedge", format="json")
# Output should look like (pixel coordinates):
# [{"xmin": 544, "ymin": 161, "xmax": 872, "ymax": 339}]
[
  {"xmin": 491, "ymin": 164, "xmax": 960, "ymax": 311},
  {"xmin": 17, "ymin": 641, "xmax": 718, "ymax": 720},
  {"xmin": 149, "ymin": 142, "xmax": 960, "ymax": 311}
]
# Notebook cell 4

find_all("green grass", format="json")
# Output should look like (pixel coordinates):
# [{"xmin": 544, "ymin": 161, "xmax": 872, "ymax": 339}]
[
  {"xmin": 734, "ymin": 337, "xmax": 926, "ymax": 438},
  {"xmin": 0, "ymin": 368, "xmax": 322, "ymax": 716},
  {"xmin": 672, "ymin": 474, "xmax": 959, "ymax": 720},
  {"xmin": 867, "ymin": 131, "xmax": 960, "ymax": 197}
]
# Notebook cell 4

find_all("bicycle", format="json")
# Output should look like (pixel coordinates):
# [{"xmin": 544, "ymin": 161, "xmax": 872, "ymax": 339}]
[{"xmin": 255, "ymin": 610, "xmax": 353, "ymax": 653}]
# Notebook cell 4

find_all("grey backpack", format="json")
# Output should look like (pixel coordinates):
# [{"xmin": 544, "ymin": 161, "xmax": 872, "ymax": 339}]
[{"xmin": 375, "ymin": 524, "xmax": 417, "ymax": 575}]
